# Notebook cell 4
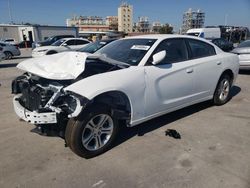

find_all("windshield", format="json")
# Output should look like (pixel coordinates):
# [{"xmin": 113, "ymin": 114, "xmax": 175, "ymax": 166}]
[
  {"xmin": 238, "ymin": 40, "xmax": 250, "ymax": 48},
  {"xmin": 95, "ymin": 39, "xmax": 156, "ymax": 65},
  {"xmin": 79, "ymin": 41, "xmax": 109, "ymax": 53},
  {"xmin": 44, "ymin": 37, "xmax": 53, "ymax": 42},
  {"xmin": 52, "ymin": 39, "xmax": 66, "ymax": 46}
]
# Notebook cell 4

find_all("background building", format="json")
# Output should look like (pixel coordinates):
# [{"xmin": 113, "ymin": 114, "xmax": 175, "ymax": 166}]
[
  {"xmin": 0, "ymin": 24, "xmax": 78, "ymax": 42},
  {"xmin": 66, "ymin": 16, "xmax": 109, "ymax": 32},
  {"xmin": 134, "ymin": 17, "xmax": 150, "ymax": 33},
  {"xmin": 182, "ymin": 8, "xmax": 205, "ymax": 33},
  {"xmin": 106, "ymin": 16, "xmax": 118, "ymax": 31},
  {"xmin": 118, "ymin": 2, "xmax": 133, "ymax": 33},
  {"xmin": 151, "ymin": 21, "xmax": 162, "ymax": 33}
]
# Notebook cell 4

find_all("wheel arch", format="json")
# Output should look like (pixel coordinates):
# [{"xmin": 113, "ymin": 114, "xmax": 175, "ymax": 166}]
[
  {"xmin": 221, "ymin": 69, "xmax": 234, "ymax": 84},
  {"xmin": 213, "ymin": 68, "xmax": 234, "ymax": 97},
  {"xmin": 4, "ymin": 50, "xmax": 13, "ymax": 55},
  {"xmin": 90, "ymin": 90, "xmax": 132, "ymax": 125},
  {"xmin": 46, "ymin": 50, "xmax": 57, "ymax": 55}
]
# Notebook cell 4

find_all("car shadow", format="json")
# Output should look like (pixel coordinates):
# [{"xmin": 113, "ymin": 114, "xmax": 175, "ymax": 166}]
[
  {"xmin": 113, "ymin": 85, "xmax": 241, "ymax": 149},
  {"xmin": 0, "ymin": 63, "xmax": 18, "ymax": 68},
  {"xmin": 11, "ymin": 56, "xmax": 32, "ymax": 60},
  {"xmin": 239, "ymin": 69, "xmax": 250, "ymax": 75},
  {"xmin": 28, "ymin": 85, "xmax": 241, "ymax": 155}
]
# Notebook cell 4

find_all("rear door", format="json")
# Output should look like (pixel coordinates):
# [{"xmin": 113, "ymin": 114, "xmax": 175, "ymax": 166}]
[{"xmin": 185, "ymin": 38, "xmax": 222, "ymax": 100}]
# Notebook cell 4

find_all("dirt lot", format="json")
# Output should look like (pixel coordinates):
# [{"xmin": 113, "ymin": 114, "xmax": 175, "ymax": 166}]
[{"xmin": 0, "ymin": 49, "xmax": 250, "ymax": 188}]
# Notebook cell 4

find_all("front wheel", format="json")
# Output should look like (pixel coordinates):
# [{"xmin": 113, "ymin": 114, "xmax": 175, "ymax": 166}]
[
  {"xmin": 4, "ymin": 51, "xmax": 13, "ymax": 60},
  {"xmin": 65, "ymin": 105, "xmax": 119, "ymax": 158},
  {"xmin": 213, "ymin": 74, "xmax": 232, "ymax": 105}
]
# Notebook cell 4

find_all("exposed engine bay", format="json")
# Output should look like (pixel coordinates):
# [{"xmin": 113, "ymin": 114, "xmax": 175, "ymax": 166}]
[{"xmin": 12, "ymin": 58, "xmax": 123, "ymax": 125}]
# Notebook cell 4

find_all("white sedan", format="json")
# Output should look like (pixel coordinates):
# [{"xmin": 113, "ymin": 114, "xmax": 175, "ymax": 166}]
[
  {"xmin": 232, "ymin": 40, "xmax": 250, "ymax": 68},
  {"xmin": 32, "ymin": 38, "xmax": 90, "ymax": 58},
  {"xmin": 12, "ymin": 35, "xmax": 239, "ymax": 158}
]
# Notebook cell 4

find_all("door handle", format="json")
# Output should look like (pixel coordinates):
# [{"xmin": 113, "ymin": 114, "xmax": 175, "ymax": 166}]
[
  {"xmin": 217, "ymin": 61, "xmax": 222, "ymax": 65},
  {"xmin": 186, "ymin": 68, "xmax": 194, "ymax": 73}
]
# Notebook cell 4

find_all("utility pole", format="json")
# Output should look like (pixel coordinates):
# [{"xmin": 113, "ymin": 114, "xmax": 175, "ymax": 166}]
[
  {"xmin": 224, "ymin": 14, "xmax": 228, "ymax": 26},
  {"xmin": 7, "ymin": 0, "xmax": 13, "ymax": 24}
]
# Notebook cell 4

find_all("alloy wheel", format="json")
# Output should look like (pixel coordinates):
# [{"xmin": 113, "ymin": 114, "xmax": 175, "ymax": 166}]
[
  {"xmin": 81, "ymin": 114, "xmax": 114, "ymax": 151},
  {"xmin": 219, "ymin": 78, "xmax": 230, "ymax": 101}
]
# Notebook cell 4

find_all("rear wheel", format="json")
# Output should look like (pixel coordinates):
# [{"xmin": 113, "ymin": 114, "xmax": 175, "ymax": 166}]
[
  {"xmin": 213, "ymin": 74, "xmax": 232, "ymax": 105},
  {"xmin": 4, "ymin": 51, "xmax": 13, "ymax": 60},
  {"xmin": 65, "ymin": 105, "xmax": 119, "ymax": 158}
]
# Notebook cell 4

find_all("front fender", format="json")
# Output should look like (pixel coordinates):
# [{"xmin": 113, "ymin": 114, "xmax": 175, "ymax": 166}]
[{"xmin": 64, "ymin": 67, "xmax": 146, "ymax": 125}]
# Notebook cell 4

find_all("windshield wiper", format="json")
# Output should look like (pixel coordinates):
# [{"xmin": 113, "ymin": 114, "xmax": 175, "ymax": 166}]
[{"xmin": 88, "ymin": 54, "xmax": 131, "ymax": 68}]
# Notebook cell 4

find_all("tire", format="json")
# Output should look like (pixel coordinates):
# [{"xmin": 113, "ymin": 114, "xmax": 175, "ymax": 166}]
[
  {"xmin": 213, "ymin": 74, "xmax": 232, "ymax": 105},
  {"xmin": 4, "ymin": 51, "xmax": 13, "ymax": 60},
  {"xmin": 65, "ymin": 104, "xmax": 119, "ymax": 158},
  {"xmin": 65, "ymin": 118, "xmax": 76, "ymax": 148},
  {"xmin": 46, "ymin": 51, "xmax": 57, "ymax": 55}
]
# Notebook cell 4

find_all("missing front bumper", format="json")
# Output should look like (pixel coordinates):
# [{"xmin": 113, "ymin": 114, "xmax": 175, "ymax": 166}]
[{"xmin": 13, "ymin": 96, "xmax": 57, "ymax": 124}]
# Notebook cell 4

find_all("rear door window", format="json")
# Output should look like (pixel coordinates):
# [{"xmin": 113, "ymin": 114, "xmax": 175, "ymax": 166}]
[
  {"xmin": 65, "ymin": 40, "xmax": 76, "ymax": 46},
  {"xmin": 187, "ymin": 39, "xmax": 216, "ymax": 59},
  {"xmin": 75, "ymin": 40, "xmax": 89, "ymax": 45}
]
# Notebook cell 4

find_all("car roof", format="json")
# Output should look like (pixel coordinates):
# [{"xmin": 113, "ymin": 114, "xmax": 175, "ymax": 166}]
[
  {"xmin": 123, "ymin": 34, "xmax": 211, "ymax": 43},
  {"xmin": 122, "ymin": 34, "xmax": 222, "ymax": 53},
  {"xmin": 96, "ymin": 39, "xmax": 116, "ymax": 43},
  {"xmin": 60, "ymin": 38, "xmax": 89, "ymax": 41}
]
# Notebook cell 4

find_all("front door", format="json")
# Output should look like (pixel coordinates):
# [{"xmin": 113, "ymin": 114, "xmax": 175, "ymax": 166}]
[{"xmin": 144, "ymin": 38, "xmax": 196, "ymax": 117}]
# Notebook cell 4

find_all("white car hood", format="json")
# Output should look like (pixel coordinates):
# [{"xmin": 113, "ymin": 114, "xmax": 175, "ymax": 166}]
[
  {"xmin": 17, "ymin": 52, "xmax": 89, "ymax": 80},
  {"xmin": 32, "ymin": 45, "xmax": 58, "ymax": 52}
]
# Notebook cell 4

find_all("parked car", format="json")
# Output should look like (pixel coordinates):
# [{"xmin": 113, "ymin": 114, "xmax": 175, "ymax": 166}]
[
  {"xmin": 231, "ymin": 40, "xmax": 250, "ymax": 68},
  {"xmin": 1, "ymin": 38, "xmax": 18, "ymax": 46},
  {"xmin": 0, "ymin": 42, "xmax": 21, "ymax": 59},
  {"xmin": 212, "ymin": 38, "xmax": 234, "ymax": 52},
  {"xmin": 32, "ymin": 35, "xmax": 75, "ymax": 49},
  {"xmin": 78, "ymin": 39, "xmax": 116, "ymax": 54},
  {"xmin": 32, "ymin": 38, "xmax": 90, "ymax": 57},
  {"xmin": 12, "ymin": 35, "xmax": 239, "ymax": 158}
]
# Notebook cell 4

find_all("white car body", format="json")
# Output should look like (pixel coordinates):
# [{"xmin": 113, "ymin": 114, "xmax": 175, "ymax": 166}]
[
  {"xmin": 32, "ymin": 38, "xmax": 90, "ymax": 58},
  {"xmin": 231, "ymin": 40, "xmax": 250, "ymax": 68},
  {"xmin": 0, "ymin": 42, "xmax": 21, "ymax": 59},
  {"xmin": 13, "ymin": 35, "xmax": 239, "ymax": 126}
]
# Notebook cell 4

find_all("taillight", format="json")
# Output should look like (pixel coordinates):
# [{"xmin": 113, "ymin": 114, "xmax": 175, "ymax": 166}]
[{"xmin": 14, "ymin": 44, "xmax": 19, "ymax": 49}]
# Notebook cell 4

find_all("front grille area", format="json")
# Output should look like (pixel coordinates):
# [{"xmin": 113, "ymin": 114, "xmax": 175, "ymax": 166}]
[{"xmin": 19, "ymin": 85, "xmax": 54, "ymax": 112}]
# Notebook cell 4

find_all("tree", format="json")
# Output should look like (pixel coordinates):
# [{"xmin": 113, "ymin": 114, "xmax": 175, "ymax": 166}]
[{"xmin": 159, "ymin": 24, "xmax": 173, "ymax": 34}]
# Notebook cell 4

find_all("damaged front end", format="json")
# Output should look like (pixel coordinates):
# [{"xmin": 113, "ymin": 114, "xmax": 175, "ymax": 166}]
[{"xmin": 12, "ymin": 73, "xmax": 88, "ymax": 125}]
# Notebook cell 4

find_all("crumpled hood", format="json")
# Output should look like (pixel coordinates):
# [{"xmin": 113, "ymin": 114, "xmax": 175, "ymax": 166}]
[
  {"xmin": 232, "ymin": 47, "xmax": 250, "ymax": 54},
  {"xmin": 17, "ymin": 52, "xmax": 89, "ymax": 80}
]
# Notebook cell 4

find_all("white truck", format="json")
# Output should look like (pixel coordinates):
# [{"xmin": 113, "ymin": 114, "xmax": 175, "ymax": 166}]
[{"xmin": 186, "ymin": 28, "xmax": 221, "ymax": 39}]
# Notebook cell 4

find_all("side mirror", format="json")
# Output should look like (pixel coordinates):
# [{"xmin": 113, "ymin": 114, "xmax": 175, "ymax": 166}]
[
  {"xmin": 62, "ymin": 43, "xmax": 67, "ymax": 46},
  {"xmin": 152, "ymin": 50, "xmax": 166, "ymax": 65}
]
